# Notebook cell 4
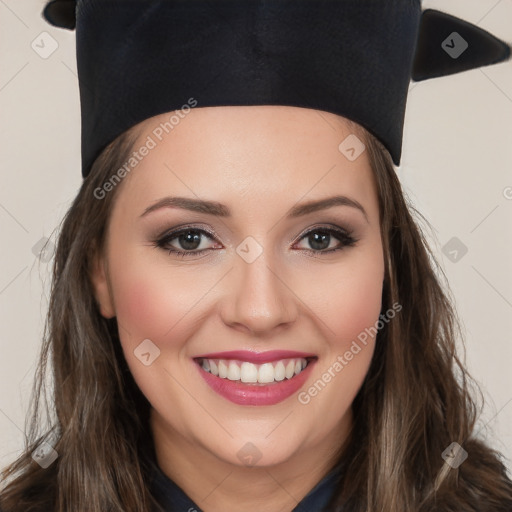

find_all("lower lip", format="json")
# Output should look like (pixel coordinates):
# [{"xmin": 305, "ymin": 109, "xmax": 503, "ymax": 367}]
[{"xmin": 194, "ymin": 359, "xmax": 316, "ymax": 406}]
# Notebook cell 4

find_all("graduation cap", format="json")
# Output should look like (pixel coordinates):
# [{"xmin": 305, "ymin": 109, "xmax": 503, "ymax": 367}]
[{"xmin": 42, "ymin": 0, "xmax": 511, "ymax": 179}]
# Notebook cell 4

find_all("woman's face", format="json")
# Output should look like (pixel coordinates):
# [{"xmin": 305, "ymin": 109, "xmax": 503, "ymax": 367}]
[{"xmin": 92, "ymin": 105, "xmax": 384, "ymax": 468}]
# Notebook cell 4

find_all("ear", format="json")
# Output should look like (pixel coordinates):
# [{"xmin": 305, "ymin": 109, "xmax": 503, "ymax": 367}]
[{"xmin": 90, "ymin": 249, "xmax": 116, "ymax": 319}]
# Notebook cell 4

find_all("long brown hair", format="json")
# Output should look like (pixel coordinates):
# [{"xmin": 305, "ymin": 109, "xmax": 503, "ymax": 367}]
[{"xmin": 1, "ymin": 119, "xmax": 511, "ymax": 512}]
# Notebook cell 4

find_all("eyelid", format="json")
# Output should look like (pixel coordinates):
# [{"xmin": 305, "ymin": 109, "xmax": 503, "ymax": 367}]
[
  {"xmin": 155, "ymin": 220, "xmax": 356, "ymax": 240},
  {"xmin": 154, "ymin": 223, "xmax": 217, "ymax": 240},
  {"xmin": 294, "ymin": 222, "xmax": 354, "ymax": 241},
  {"xmin": 154, "ymin": 222, "xmax": 354, "ymax": 243},
  {"xmin": 153, "ymin": 222, "xmax": 358, "ymax": 258}
]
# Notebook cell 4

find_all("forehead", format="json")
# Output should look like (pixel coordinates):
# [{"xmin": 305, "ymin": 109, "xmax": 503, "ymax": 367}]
[{"xmin": 115, "ymin": 106, "xmax": 378, "ymax": 219}]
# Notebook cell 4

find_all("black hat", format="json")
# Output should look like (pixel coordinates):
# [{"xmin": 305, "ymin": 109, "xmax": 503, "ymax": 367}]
[{"xmin": 42, "ymin": 0, "xmax": 511, "ymax": 179}]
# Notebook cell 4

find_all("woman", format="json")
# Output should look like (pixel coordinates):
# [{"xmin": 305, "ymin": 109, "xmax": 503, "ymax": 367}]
[{"xmin": 1, "ymin": 1, "xmax": 511, "ymax": 511}]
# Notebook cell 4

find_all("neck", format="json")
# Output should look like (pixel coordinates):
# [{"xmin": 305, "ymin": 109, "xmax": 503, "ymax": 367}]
[{"xmin": 150, "ymin": 408, "xmax": 353, "ymax": 512}]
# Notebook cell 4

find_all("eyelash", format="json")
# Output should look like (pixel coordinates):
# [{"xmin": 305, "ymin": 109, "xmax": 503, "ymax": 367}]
[{"xmin": 153, "ymin": 224, "xmax": 358, "ymax": 259}]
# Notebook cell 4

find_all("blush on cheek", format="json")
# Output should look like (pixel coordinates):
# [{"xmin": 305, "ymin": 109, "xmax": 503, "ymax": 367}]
[
  {"xmin": 329, "ymin": 272, "xmax": 383, "ymax": 351},
  {"xmin": 112, "ymin": 277, "xmax": 180, "ymax": 348},
  {"xmin": 110, "ymin": 264, "xmax": 212, "ymax": 352}
]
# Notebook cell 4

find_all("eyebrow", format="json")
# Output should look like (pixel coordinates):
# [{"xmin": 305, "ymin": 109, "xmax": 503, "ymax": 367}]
[{"xmin": 140, "ymin": 195, "xmax": 369, "ymax": 223}]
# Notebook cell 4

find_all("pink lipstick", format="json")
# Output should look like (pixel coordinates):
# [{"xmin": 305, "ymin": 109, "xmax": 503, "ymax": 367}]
[{"xmin": 193, "ymin": 350, "xmax": 317, "ymax": 406}]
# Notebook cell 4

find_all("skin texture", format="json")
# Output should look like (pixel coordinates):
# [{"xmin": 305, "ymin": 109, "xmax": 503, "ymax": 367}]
[{"xmin": 91, "ymin": 105, "xmax": 385, "ymax": 512}]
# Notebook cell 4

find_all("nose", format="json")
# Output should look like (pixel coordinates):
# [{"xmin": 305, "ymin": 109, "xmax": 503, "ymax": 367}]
[{"xmin": 219, "ymin": 246, "xmax": 298, "ymax": 336}]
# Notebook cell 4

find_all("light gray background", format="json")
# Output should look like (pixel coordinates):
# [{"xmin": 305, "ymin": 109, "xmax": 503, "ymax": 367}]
[{"xmin": 1, "ymin": 0, "xmax": 511, "ymax": 475}]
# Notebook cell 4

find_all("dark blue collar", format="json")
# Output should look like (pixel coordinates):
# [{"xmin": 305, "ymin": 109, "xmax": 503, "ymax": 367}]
[{"xmin": 147, "ymin": 455, "xmax": 344, "ymax": 512}]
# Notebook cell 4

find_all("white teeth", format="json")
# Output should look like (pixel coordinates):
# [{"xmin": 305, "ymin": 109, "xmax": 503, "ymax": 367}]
[
  {"xmin": 218, "ymin": 360, "xmax": 228, "ymax": 378},
  {"xmin": 227, "ymin": 361, "xmax": 241, "ymax": 380},
  {"xmin": 199, "ymin": 357, "xmax": 310, "ymax": 384},
  {"xmin": 285, "ymin": 360, "xmax": 295, "ymax": 379},
  {"xmin": 240, "ymin": 362, "xmax": 258, "ymax": 383},
  {"xmin": 274, "ymin": 361, "xmax": 286, "ymax": 381},
  {"xmin": 258, "ymin": 363, "xmax": 275, "ymax": 383}
]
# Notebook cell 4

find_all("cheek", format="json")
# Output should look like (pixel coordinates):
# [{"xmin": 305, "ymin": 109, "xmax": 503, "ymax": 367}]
[
  {"xmin": 107, "ymin": 258, "xmax": 201, "ymax": 411},
  {"xmin": 117, "ymin": 280, "xmax": 167, "ymax": 340},
  {"xmin": 337, "ymin": 268, "xmax": 383, "ymax": 339},
  {"xmin": 108, "ymin": 255, "xmax": 199, "ymax": 350},
  {"xmin": 313, "ymin": 248, "xmax": 384, "ymax": 349},
  {"xmin": 295, "ymin": 250, "xmax": 385, "ymax": 437}
]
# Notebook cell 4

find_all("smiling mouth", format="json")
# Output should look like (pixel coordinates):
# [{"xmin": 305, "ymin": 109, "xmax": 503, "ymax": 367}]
[{"xmin": 194, "ymin": 356, "xmax": 317, "ymax": 385}]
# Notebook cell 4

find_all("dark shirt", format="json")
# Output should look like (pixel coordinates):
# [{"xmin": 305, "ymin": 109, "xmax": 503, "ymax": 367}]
[
  {"xmin": 146, "ymin": 448, "xmax": 344, "ymax": 512},
  {"xmin": 0, "ymin": 436, "xmax": 344, "ymax": 512}
]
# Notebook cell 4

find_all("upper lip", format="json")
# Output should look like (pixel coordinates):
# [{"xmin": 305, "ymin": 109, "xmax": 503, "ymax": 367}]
[{"xmin": 193, "ymin": 350, "xmax": 317, "ymax": 364}]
